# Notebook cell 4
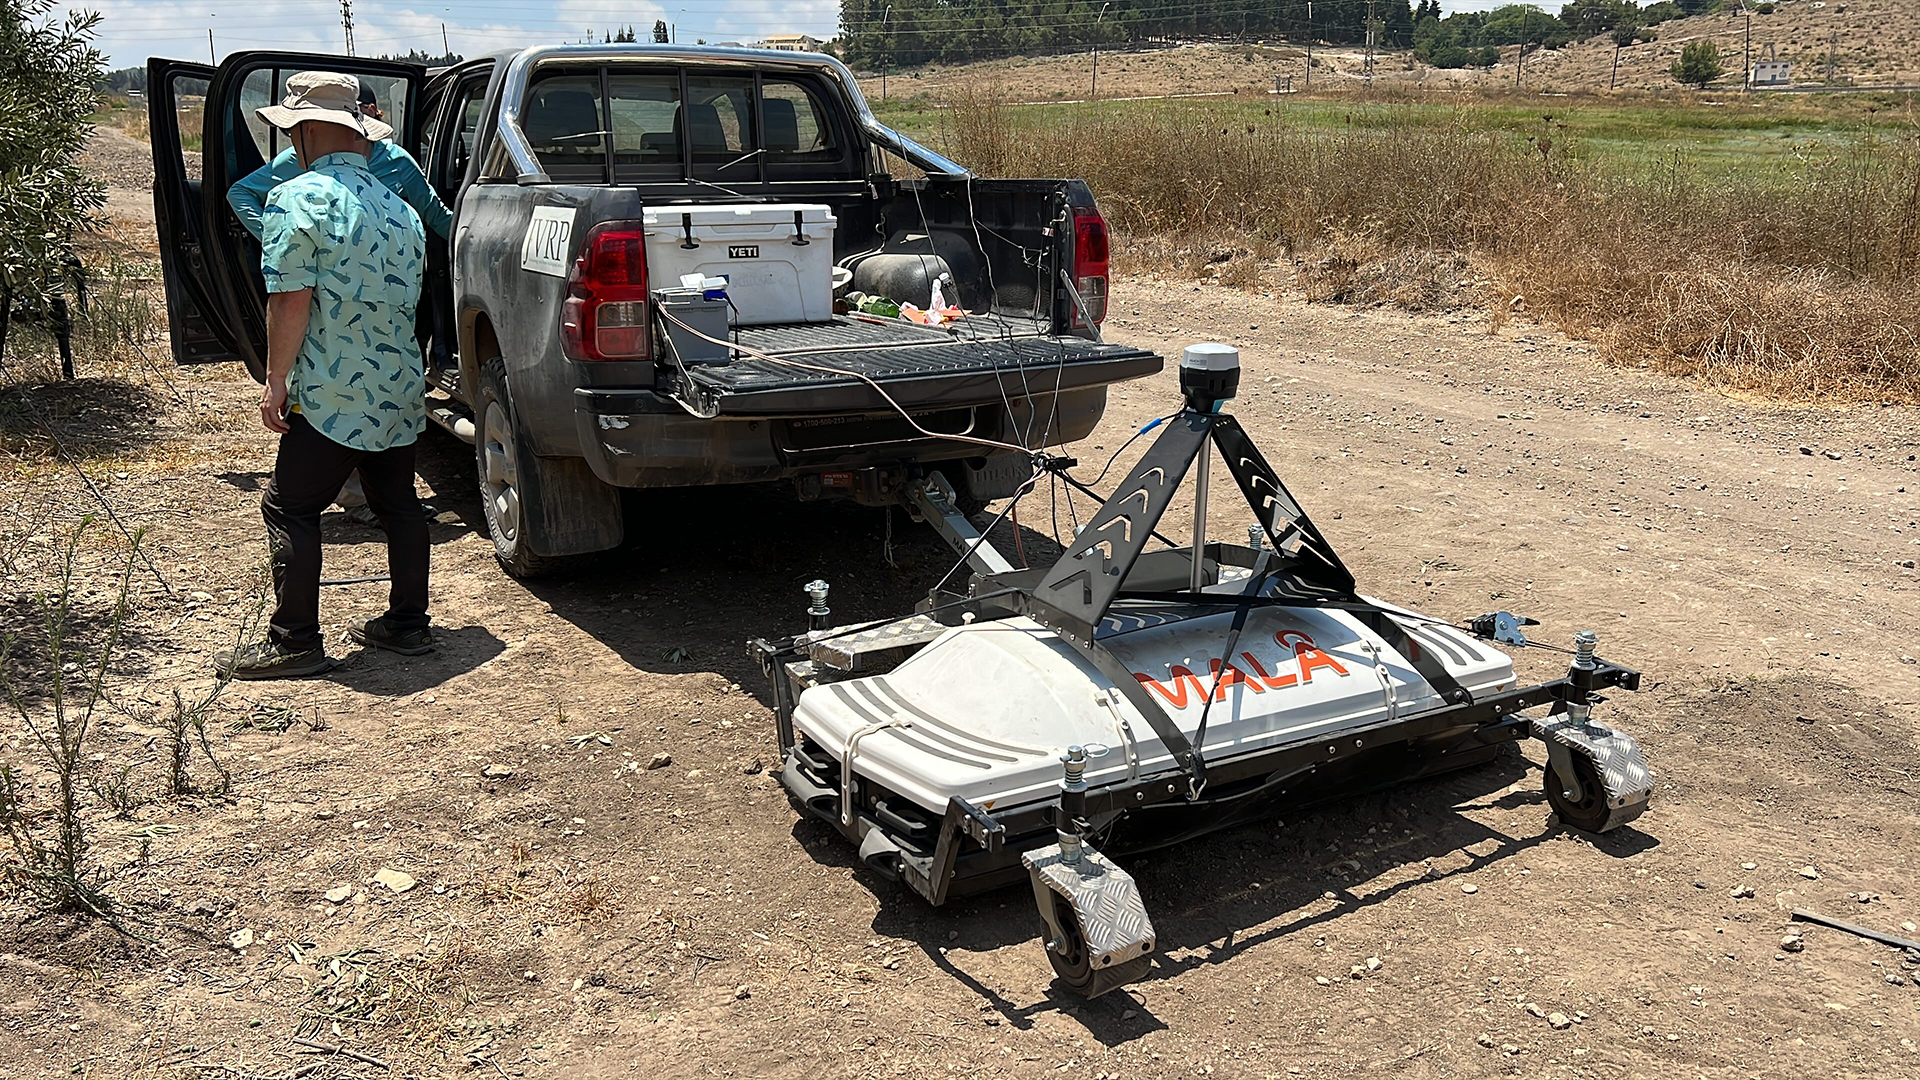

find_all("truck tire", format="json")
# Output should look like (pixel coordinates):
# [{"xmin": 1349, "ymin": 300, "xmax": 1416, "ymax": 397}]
[{"xmin": 474, "ymin": 356, "xmax": 622, "ymax": 578}]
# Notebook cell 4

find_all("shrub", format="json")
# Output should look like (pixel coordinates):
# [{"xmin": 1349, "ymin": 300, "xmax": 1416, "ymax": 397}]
[
  {"xmin": 0, "ymin": 0, "xmax": 105, "ymax": 308},
  {"xmin": 0, "ymin": 518, "xmax": 138, "ymax": 916},
  {"xmin": 1672, "ymin": 40, "xmax": 1726, "ymax": 87}
]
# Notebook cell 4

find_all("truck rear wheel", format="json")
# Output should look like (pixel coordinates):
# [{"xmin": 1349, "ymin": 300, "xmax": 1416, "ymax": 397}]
[{"xmin": 474, "ymin": 357, "xmax": 621, "ymax": 578}]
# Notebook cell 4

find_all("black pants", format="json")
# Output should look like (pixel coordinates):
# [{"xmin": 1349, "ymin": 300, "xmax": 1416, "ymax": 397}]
[{"xmin": 261, "ymin": 413, "xmax": 429, "ymax": 650}]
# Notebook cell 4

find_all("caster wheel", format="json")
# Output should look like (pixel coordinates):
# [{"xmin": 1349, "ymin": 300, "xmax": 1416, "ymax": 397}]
[
  {"xmin": 1545, "ymin": 749, "xmax": 1612, "ymax": 832},
  {"xmin": 1044, "ymin": 893, "xmax": 1153, "ymax": 999}
]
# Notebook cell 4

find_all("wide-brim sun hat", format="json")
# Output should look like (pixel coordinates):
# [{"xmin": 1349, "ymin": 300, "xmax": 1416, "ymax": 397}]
[{"xmin": 256, "ymin": 71, "xmax": 393, "ymax": 141}]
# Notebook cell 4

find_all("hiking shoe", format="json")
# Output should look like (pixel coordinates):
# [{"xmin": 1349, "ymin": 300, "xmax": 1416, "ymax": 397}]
[
  {"xmin": 347, "ymin": 616, "xmax": 433, "ymax": 656},
  {"xmin": 214, "ymin": 641, "xmax": 333, "ymax": 681}
]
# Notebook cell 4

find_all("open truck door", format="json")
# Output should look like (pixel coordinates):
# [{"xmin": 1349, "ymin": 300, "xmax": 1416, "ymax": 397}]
[
  {"xmin": 147, "ymin": 59, "xmax": 239, "ymax": 369},
  {"xmin": 147, "ymin": 51, "xmax": 427, "ymax": 382}
]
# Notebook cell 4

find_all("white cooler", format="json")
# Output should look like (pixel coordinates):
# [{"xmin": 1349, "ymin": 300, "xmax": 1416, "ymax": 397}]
[{"xmin": 642, "ymin": 203, "xmax": 836, "ymax": 326}]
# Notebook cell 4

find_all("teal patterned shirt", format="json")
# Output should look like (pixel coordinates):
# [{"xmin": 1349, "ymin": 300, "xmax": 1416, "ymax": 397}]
[{"xmin": 261, "ymin": 151, "xmax": 427, "ymax": 452}]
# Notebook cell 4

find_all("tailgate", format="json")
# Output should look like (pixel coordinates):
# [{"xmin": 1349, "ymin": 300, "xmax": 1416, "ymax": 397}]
[{"xmin": 672, "ymin": 317, "xmax": 1162, "ymax": 417}]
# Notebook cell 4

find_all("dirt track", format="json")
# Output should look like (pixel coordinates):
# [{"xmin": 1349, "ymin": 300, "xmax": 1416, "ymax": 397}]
[{"xmin": 4, "ymin": 250, "xmax": 1920, "ymax": 1074}]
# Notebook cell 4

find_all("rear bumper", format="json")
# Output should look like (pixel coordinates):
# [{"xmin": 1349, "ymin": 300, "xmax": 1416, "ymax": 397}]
[{"xmin": 573, "ymin": 385, "xmax": 1109, "ymax": 489}]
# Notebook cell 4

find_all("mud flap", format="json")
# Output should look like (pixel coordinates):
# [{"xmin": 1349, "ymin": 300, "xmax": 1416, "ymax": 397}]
[{"xmin": 1531, "ymin": 714, "xmax": 1654, "ymax": 832}]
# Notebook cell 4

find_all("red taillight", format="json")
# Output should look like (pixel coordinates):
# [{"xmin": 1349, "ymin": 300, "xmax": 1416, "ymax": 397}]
[
  {"xmin": 561, "ymin": 222, "xmax": 652, "ymax": 361},
  {"xmin": 1071, "ymin": 205, "xmax": 1110, "ymax": 327}
]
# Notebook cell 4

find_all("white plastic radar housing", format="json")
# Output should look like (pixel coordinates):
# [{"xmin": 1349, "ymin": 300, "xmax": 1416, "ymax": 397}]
[{"xmin": 1181, "ymin": 342, "xmax": 1240, "ymax": 372}]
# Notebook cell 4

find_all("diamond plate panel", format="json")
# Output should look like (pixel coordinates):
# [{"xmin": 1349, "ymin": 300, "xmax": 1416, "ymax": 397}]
[
  {"xmin": 806, "ymin": 615, "xmax": 949, "ymax": 672},
  {"xmin": 1532, "ymin": 715, "xmax": 1655, "ymax": 830},
  {"xmin": 1023, "ymin": 844, "xmax": 1156, "ymax": 969}
]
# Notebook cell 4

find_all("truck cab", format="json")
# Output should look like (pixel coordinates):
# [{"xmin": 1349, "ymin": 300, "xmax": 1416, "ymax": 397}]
[{"xmin": 149, "ymin": 45, "xmax": 1162, "ymax": 577}]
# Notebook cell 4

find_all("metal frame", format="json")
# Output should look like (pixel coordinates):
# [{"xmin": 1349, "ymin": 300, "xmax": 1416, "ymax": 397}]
[{"xmin": 756, "ymin": 400, "xmax": 1648, "ymax": 910}]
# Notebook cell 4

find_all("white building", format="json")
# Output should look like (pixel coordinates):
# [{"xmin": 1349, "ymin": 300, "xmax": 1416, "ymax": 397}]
[
  {"xmin": 1751, "ymin": 60, "xmax": 1791, "ymax": 86},
  {"xmin": 756, "ymin": 34, "xmax": 824, "ymax": 52}
]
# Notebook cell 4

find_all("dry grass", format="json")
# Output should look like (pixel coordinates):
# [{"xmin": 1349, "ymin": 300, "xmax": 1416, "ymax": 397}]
[{"xmin": 937, "ymin": 87, "xmax": 1920, "ymax": 401}]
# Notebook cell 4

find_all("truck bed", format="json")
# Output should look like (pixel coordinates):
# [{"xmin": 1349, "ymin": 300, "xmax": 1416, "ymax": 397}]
[{"xmin": 671, "ymin": 315, "xmax": 1162, "ymax": 417}]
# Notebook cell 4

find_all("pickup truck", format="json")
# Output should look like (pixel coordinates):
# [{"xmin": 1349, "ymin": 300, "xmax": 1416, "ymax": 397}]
[{"xmin": 147, "ymin": 45, "xmax": 1163, "ymax": 576}]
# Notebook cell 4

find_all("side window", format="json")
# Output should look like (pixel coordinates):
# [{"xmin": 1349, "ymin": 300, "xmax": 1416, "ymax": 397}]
[
  {"xmin": 521, "ymin": 73, "xmax": 606, "ymax": 182},
  {"xmin": 170, "ymin": 72, "xmax": 210, "ymax": 180},
  {"xmin": 236, "ymin": 67, "xmax": 411, "ymax": 169},
  {"xmin": 761, "ymin": 80, "xmax": 833, "ymax": 158},
  {"xmin": 685, "ymin": 75, "xmax": 753, "ymax": 172},
  {"xmin": 609, "ymin": 74, "xmax": 681, "ymax": 181}
]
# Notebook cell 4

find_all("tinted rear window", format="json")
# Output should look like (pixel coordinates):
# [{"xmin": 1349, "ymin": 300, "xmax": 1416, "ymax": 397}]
[{"xmin": 515, "ymin": 66, "xmax": 851, "ymax": 185}]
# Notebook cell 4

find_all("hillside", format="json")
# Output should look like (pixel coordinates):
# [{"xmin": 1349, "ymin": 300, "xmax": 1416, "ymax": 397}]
[
  {"xmin": 1520, "ymin": 0, "xmax": 1920, "ymax": 92},
  {"xmin": 862, "ymin": 0, "xmax": 1920, "ymax": 102}
]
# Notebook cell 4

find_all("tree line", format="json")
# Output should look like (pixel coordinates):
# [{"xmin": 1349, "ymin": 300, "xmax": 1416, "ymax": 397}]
[{"xmin": 837, "ymin": 0, "xmax": 1728, "ymax": 70}]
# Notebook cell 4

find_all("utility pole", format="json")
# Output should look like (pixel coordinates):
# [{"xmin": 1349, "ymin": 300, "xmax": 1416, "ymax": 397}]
[
  {"xmin": 1303, "ymin": 1, "xmax": 1312, "ymax": 92},
  {"xmin": 1091, "ymin": 1, "xmax": 1110, "ymax": 101},
  {"xmin": 340, "ymin": 0, "xmax": 355, "ymax": 56},
  {"xmin": 1516, "ymin": 6, "xmax": 1529, "ymax": 88},
  {"xmin": 1363, "ymin": 0, "xmax": 1379, "ymax": 87},
  {"xmin": 208, "ymin": 27, "xmax": 215, "ymax": 64},
  {"xmin": 442, "ymin": 22, "xmax": 450, "ymax": 57},
  {"xmin": 1826, "ymin": 29, "xmax": 1837, "ymax": 83},
  {"xmin": 881, "ymin": 3, "xmax": 892, "ymax": 102},
  {"xmin": 1743, "ymin": 13, "xmax": 1752, "ymax": 92}
]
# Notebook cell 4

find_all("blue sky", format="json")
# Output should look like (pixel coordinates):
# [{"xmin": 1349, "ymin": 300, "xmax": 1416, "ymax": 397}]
[{"xmin": 69, "ymin": 1, "xmax": 1538, "ymax": 71}]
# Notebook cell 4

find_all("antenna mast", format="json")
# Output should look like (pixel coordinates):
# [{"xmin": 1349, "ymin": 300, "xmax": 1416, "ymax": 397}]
[{"xmin": 341, "ymin": 0, "xmax": 356, "ymax": 56}]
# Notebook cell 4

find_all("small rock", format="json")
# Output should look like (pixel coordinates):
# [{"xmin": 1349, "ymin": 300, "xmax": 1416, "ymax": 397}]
[
  {"xmin": 1548, "ymin": 1012, "xmax": 1572, "ymax": 1030},
  {"xmin": 1902, "ymin": 922, "xmax": 1917, "ymax": 933},
  {"xmin": 228, "ymin": 928, "xmax": 254, "ymax": 950},
  {"xmin": 1798, "ymin": 445, "xmax": 1814, "ymax": 455},
  {"xmin": 743, "ymin": 758, "xmax": 764, "ymax": 775},
  {"xmin": 1898, "ymin": 560, "xmax": 1917, "ymax": 570},
  {"xmin": 481, "ymin": 764, "xmax": 514, "ymax": 779},
  {"xmin": 647, "ymin": 753, "xmax": 672, "ymax": 770},
  {"xmin": 1349, "ymin": 965, "xmax": 1367, "ymax": 980},
  {"xmin": 1730, "ymin": 885, "xmax": 1755, "ymax": 899},
  {"xmin": 1888, "ymin": 974, "xmax": 1906, "ymax": 987},
  {"xmin": 313, "ymin": 810, "xmax": 336, "ymax": 820},
  {"xmin": 1799, "ymin": 865, "xmax": 1820, "ymax": 880},
  {"xmin": 1499, "ymin": 1044, "xmax": 1521, "ymax": 1055},
  {"xmin": 686, "ymin": 769, "xmax": 705, "ymax": 780},
  {"xmin": 1364, "ymin": 956, "xmax": 1382, "ymax": 972},
  {"xmin": 1856, "ymin": 891, "xmax": 1879, "ymax": 904},
  {"xmin": 1461, "ymin": 883, "xmax": 1479, "ymax": 894},
  {"xmin": 1781, "ymin": 934, "xmax": 1805, "ymax": 953},
  {"xmin": 1524, "ymin": 1002, "xmax": 1545, "ymax": 1018},
  {"xmin": 1476, "ymin": 1034, "xmax": 1495, "ymax": 1048},
  {"xmin": 325, "ymin": 885, "xmax": 352, "ymax": 904},
  {"xmin": 734, "ymin": 984, "xmax": 751, "ymax": 1000},
  {"xmin": 1314, "ymin": 976, "xmax": 1331, "ymax": 986},
  {"xmin": 1740, "ymin": 862, "xmax": 1756, "ymax": 870},
  {"xmin": 373, "ymin": 867, "xmax": 416, "ymax": 894},
  {"xmin": 183, "ymin": 898, "xmax": 220, "ymax": 917},
  {"xmin": 1823, "ymin": 450, "xmax": 1844, "ymax": 461}
]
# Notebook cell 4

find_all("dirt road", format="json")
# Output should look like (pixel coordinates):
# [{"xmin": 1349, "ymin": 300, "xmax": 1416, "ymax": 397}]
[{"xmin": 3, "ymin": 271, "xmax": 1918, "ymax": 1078}]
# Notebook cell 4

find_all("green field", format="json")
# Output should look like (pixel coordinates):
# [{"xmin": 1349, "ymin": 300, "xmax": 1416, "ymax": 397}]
[{"xmin": 877, "ymin": 90, "xmax": 1912, "ymax": 183}]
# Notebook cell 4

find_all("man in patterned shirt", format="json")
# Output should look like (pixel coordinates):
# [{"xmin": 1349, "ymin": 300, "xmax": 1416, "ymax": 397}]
[{"xmin": 215, "ymin": 72, "xmax": 432, "ymax": 680}]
